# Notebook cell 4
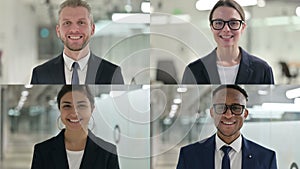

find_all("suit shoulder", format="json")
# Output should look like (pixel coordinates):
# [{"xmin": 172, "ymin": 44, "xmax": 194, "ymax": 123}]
[
  {"xmin": 34, "ymin": 135, "xmax": 58, "ymax": 151},
  {"xmin": 242, "ymin": 50, "xmax": 271, "ymax": 69},
  {"xmin": 88, "ymin": 132, "xmax": 117, "ymax": 153},
  {"xmin": 33, "ymin": 55, "xmax": 61, "ymax": 70},
  {"xmin": 180, "ymin": 137, "xmax": 210, "ymax": 152},
  {"xmin": 245, "ymin": 138, "xmax": 275, "ymax": 154},
  {"xmin": 92, "ymin": 55, "xmax": 120, "ymax": 68}
]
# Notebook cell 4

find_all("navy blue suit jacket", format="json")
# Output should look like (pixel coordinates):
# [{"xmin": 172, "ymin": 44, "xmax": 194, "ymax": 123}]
[
  {"xmin": 31, "ymin": 53, "xmax": 124, "ymax": 84},
  {"xmin": 31, "ymin": 129, "xmax": 119, "ymax": 169},
  {"xmin": 182, "ymin": 47, "xmax": 274, "ymax": 84},
  {"xmin": 177, "ymin": 135, "xmax": 277, "ymax": 169}
]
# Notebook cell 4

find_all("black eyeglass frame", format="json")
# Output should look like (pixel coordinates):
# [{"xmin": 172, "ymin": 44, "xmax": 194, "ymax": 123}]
[
  {"xmin": 213, "ymin": 103, "xmax": 245, "ymax": 115},
  {"xmin": 210, "ymin": 19, "xmax": 245, "ymax": 30}
]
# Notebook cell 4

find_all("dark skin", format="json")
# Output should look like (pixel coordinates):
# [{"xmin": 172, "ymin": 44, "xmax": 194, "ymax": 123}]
[{"xmin": 210, "ymin": 88, "xmax": 248, "ymax": 144}]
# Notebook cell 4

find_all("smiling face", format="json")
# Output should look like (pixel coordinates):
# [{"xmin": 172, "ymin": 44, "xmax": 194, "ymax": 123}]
[
  {"xmin": 210, "ymin": 88, "xmax": 248, "ymax": 144},
  {"xmin": 210, "ymin": 6, "xmax": 246, "ymax": 48},
  {"xmin": 59, "ymin": 91, "xmax": 94, "ymax": 131},
  {"xmin": 56, "ymin": 6, "xmax": 95, "ymax": 55}
]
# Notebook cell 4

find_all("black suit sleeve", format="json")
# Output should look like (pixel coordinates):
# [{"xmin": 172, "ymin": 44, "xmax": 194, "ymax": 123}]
[
  {"xmin": 107, "ymin": 149, "xmax": 120, "ymax": 169},
  {"xmin": 31, "ymin": 144, "xmax": 42, "ymax": 169},
  {"xmin": 30, "ymin": 68, "xmax": 38, "ymax": 84},
  {"xmin": 176, "ymin": 148, "xmax": 186, "ymax": 169},
  {"xmin": 264, "ymin": 66, "xmax": 275, "ymax": 84}
]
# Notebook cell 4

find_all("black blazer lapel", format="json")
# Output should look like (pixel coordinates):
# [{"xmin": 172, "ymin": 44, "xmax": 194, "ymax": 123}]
[
  {"xmin": 202, "ymin": 135, "xmax": 216, "ymax": 169},
  {"xmin": 241, "ymin": 136, "xmax": 255, "ymax": 169},
  {"xmin": 51, "ymin": 54, "xmax": 66, "ymax": 83},
  {"xmin": 80, "ymin": 131, "xmax": 100, "ymax": 169},
  {"xmin": 202, "ymin": 49, "xmax": 221, "ymax": 84},
  {"xmin": 235, "ymin": 48, "xmax": 253, "ymax": 84},
  {"xmin": 51, "ymin": 130, "xmax": 69, "ymax": 169}
]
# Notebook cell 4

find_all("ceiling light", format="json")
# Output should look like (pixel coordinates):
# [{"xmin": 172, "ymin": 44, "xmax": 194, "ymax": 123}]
[
  {"xmin": 257, "ymin": 0, "xmax": 266, "ymax": 7},
  {"xmin": 112, "ymin": 13, "xmax": 150, "ymax": 24},
  {"xmin": 173, "ymin": 98, "xmax": 182, "ymax": 104},
  {"xmin": 141, "ymin": 2, "xmax": 150, "ymax": 13},
  {"xmin": 177, "ymin": 87, "xmax": 187, "ymax": 93},
  {"xmin": 286, "ymin": 88, "xmax": 300, "ymax": 99},
  {"xmin": 296, "ymin": 7, "xmax": 300, "ymax": 17}
]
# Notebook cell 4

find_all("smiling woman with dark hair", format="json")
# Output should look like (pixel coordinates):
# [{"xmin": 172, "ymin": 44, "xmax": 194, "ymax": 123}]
[
  {"xmin": 31, "ymin": 85, "xmax": 119, "ymax": 169},
  {"xmin": 182, "ymin": 0, "xmax": 274, "ymax": 84}
]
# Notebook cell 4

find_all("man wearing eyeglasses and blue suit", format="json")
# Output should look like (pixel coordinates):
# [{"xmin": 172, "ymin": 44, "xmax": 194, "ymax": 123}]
[{"xmin": 176, "ymin": 85, "xmax": 278, "ymax": 169}]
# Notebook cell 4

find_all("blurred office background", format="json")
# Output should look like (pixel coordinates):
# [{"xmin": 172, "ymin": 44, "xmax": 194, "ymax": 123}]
[
  {"xmin": 151, "ymin": 85, "xmax": 300, "ymax": 169},
  {"xmin": 0, "ymin": 85, "xmax": 150, "ymax": 169},
  {"xmin": 0, "ymin": 0, "xmax": 150, "ymax": 84},
  {"xmin": 150, "ymin": 0, "xmax": 300, "ymax": 84}
]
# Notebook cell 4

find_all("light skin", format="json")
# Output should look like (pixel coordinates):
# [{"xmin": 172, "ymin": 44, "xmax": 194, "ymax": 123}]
[
  {"xmin": 210, "ymin": 88, "xmax": 248, "ymax": 144},
  {"xmin": 60, "ymin": 91, "xmax": 95, "ymax": 151},
  {"xmin": 56, "ymin": 6, "xmax": 95, "ymax": 61},
  {"xmin": 210, "ymin": 6, "xmax": 247, "ymax": 67}
]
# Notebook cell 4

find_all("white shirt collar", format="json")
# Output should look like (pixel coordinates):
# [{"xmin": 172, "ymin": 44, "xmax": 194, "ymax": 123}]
[
  {"xmin": 215, "ymin": 133, "xmax": 242, "ymax": 153},
  {"xmin": 63, "ymin": 51, "xmax": 90, "ymax": 71}
]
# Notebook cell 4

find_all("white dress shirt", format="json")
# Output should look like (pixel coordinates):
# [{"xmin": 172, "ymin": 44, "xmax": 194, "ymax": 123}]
[
  {"xmin": 217, "ymin": 64, "xmax": 240, "ymax": 84},
  {"xmin": 215, "ymin": 134, "xmax": 242, "ymax": 169},
  {"xmin": 63, "ymin": 52, "xmax": 90, "ymax": 84}
]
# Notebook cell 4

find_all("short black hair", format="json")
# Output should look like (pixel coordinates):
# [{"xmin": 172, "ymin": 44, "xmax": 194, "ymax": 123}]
[
  {"xmin": 57, "ymin": 85, "xmax": 95, "ymax": 109},
  {"xmin": 212, "ymin": 85, "xmax": 248, "ymax": 101}
]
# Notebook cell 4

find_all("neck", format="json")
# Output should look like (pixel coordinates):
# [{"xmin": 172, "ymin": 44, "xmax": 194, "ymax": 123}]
[
  {"xmin": 216, "ymin": 47, "xmax": 241, "ymax": 66},
  {"xmin": 64, "ymin": 46, "xmax": 90, "ymax": 61},
  {"xmin": 217, "ymin": 132, "xmax": 240, "ymax": 145},
  {"xmin": 64, "ymin": 128, "xmax": 88, "ymax": 151}
]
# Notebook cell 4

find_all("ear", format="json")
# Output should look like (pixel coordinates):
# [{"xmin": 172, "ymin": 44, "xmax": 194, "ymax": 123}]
[
  {"xmin": 243, "ymin": 108, "xmax": 249, "ymax": 119},
  {"xmin": 210, "ymin": 107, "xmax": 214, "ymax": 118},
  {"xmin": 91, "ymin": 105, "xmax": 95, "ymax": 113},
  {"xmin": 56, "ymin": 25, "xmax": 60, "ymax": 38},
  {"xmin": 91, "ymin": 23, "xmax": 95, "ymax": 36},
  {"xmin": 241, "ymin": 22, "xmax": 247, "ymax": 34}
]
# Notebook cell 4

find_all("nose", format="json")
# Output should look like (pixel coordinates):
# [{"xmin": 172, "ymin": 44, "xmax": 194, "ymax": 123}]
[
  {"xmin": 69, "ymin": 24, "xmax": 80, "ymax": 32},
  {"xmin": 223, "ymin": 107, "xmax": 233, "ymax": 118},
  {"xmin": 222, "ymin": 23, "xmax": 231, "ymax": 31}
]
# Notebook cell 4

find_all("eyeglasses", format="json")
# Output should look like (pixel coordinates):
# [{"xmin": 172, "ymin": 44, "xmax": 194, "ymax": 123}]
[
  {"xmin": 213, "ymin": 104, "xmax": 245, "ymax": 115},
  {"xmin": 211, "ymin": 19, "xmax": 244, "ymax": 30}
]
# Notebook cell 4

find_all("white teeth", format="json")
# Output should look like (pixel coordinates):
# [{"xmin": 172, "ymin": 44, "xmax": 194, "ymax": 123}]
[
  {"xmin": 69, "ymin": 36, "xmax": 81, "ymax": 40},
  {"xmin": 221, "ymin": 35, "xmax": 233, "ymax": 39},
  {"xmin": 223, "ymin": 121, "xmax": 234, "ymax": 125},
  {"xmin": 69, "ymin": 119, "xmax": 80, "ymax": 123}
]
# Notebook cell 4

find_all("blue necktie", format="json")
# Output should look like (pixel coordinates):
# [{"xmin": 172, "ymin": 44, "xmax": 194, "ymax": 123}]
[
  {"xmin": 71, "ymin": 62, "xmax": 79, "ymax": 85},
  {"xmin": 221, "ymin": 146, "xmax": 231, "ymax": 169}
]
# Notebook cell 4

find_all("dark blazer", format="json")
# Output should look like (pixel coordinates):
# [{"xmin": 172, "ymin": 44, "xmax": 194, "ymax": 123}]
[
  {"xmin": 31, "ymin": 53, "xmax": 124, "ymax": 84},
  {"xmin": 31, "ymin": 129, "xmax": 119, "ymax": 169},
  {"xmin": 182, "ymin": 47, "xmax": 274, "ymax": 84},
  {"xmin": 177, "ymin": 135, "xmax": 277, "ymax": 169}
]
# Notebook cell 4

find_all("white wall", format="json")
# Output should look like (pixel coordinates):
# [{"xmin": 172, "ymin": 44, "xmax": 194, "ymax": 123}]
[{"xmin": 0, "ymin": 0, "xmax": 38, "ymax": 84}]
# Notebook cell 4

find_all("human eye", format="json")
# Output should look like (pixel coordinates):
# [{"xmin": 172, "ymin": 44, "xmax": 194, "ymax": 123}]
[
  {"xmin": 214, "ymin": 104, "xmax": 226, "ymax": 113},
  {"xmin": 231, "ymin": 105, "xmax": 242, "ymax": 112},
  {"xmin": 77, "ymin": 102, "xmax": 89, "ymax": 110},
  {"xmin": 62, "ymin": 104, "xmax": 71, "ymax": 109},
  {"xmin": 78, "ymin": 20, "xmax": 86, "ymax": 25},
  {"xmin": 63, "ymin": 21, "xmax": 71, "ymax": 26},
  {"xmin": 229, "ymin": 20, "xmax": 240, "ymax": 28},
  {"xmin": 214, "ymin": 20, "xmax": 224, "ymax": 26}
]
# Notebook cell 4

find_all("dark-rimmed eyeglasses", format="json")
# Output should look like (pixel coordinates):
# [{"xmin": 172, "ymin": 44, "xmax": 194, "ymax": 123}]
[
  {"xmin": 213, "ymin": 104, "xmax": 245, "ymax": 115},
  {"xmin": 210, "ymin": 19, "xmax": 244, "ymax": 30}
]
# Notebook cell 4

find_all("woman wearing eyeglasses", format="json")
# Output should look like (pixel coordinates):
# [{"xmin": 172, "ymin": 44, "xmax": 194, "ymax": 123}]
[
  {"xmin": 31, "ymin": 85, "xmax": 120, "ymax": 169},
  {"xmin": 182, "ymin": 0, "xmax": 274, "ymax": 84}
]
